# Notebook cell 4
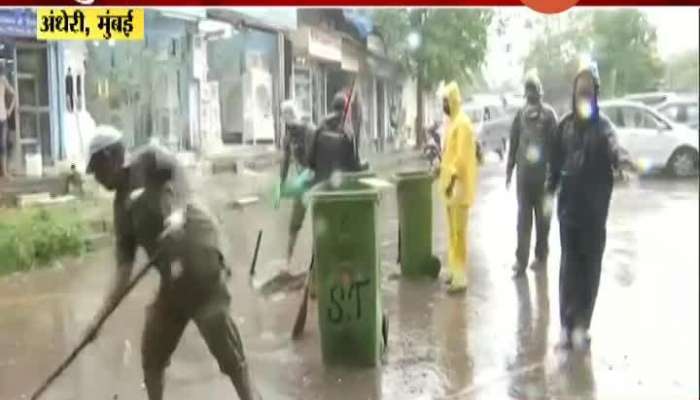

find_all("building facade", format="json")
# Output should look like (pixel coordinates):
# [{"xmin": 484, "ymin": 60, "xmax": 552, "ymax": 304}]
[{"xmin": 1, "ymin": 8, "xmax": 63, "ymax": 175}]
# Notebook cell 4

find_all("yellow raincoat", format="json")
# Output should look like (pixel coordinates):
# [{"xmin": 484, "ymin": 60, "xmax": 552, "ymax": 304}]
[{"xmin": 439, "ymin": 82, "xmax": 478, "ymax": 290}]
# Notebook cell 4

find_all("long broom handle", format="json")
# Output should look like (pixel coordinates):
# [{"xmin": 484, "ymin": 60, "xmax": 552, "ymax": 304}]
[
  {"xmin": 249, "ymin": 230, "xmax": 263, "ymax": 277},
  {"xmin": 30, "ymin": 254, "xmax": 160, "ymax": 400}
]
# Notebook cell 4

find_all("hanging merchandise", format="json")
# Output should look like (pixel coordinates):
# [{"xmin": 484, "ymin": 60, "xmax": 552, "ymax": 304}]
[
  {"xmin": 76, "ymin": 74, "xmax": 82, "ymax": 111},
  {"xmin": 65, "ymin": 67, "xmax": 74, "ymax": 112}
]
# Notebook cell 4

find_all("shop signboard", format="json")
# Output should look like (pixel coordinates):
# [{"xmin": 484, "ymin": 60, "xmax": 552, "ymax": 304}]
[
  {"xmin": 0, "ymin": 9, "xmax": 36, "ymax": 38},
  {"xmin": 341, "ymin": 40, "xmax": 360, "ymax": 72},
  {"xmin": 307, "ymin": 27, "xmax": 342, "ymax": 63}
]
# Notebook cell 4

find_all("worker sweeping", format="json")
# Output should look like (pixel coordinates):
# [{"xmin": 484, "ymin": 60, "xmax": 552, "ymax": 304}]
[
  {"xmin": 439, "ymin": 82, "xmax": 479, "ymax": 294},
  {"xmin": 83, "ymin": 126, "xmax": 260, "ymax": 400}
]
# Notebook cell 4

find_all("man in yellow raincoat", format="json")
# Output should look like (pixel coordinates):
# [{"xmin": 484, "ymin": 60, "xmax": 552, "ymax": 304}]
[{"xmin": 439, "ymin": 82, "xmax": 478, "ymax": 293}]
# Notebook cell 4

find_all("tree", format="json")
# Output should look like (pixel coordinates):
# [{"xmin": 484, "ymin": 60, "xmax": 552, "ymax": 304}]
[
  {"xmin": 522, "ymin": 13, "xmax": 592, "ymax": 112},
  {"xmin": 664, "ymin": 50, "xmax": 699, "ymax": 94},
  {"xmin": 373, "ymin": 9, "xmax": 493, "ymax": 146},
  {"xmin": 590, "ymin": 10, "xmax": 664, "ymax": 97},
  {"xmin": 523, "ymin": 10, "xmax": 664, "ymax": 112}
]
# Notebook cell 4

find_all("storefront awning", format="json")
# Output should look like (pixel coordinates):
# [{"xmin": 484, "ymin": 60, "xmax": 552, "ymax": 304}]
[{"xmin": 208, "ymin": 8, "xmax": 296, "ymax": 33}]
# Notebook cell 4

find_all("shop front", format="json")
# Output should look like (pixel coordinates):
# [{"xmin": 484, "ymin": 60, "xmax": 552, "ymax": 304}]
[
  {"xmin": 207, "ymin": 8, "xmax": 294, "ymax": 147},
  {"xmin": 366, "ymin": 32, "xmax": 402, "ymax": 153},
  {"xmin": 290, "ymin": 25, "xmax": 343, "ymax": 126},
  {"xmin": 1, "ymin": 9, "xmax": 61, "ymax": 175},
  {"xmin": 81, "ymin": 10, "xmax": 199, "ymax": 156}
]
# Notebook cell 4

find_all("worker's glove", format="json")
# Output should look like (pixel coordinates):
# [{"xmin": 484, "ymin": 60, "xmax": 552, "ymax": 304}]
[
  {"xmin": 445, "ymin": 179, "xmax": 455, "ymax": 199},
  {"xmin": 432, "ymin": 166, "xmax": 440, "ymax": 180},
  {"xmin": 159, "ymin": 208, "xmax": 186, "ymax": 243}
]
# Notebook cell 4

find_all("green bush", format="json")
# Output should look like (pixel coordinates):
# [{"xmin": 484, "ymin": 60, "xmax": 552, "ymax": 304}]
[{"xmin": 0, "ymin": 207, "xmax": 86, "ymax": 275}]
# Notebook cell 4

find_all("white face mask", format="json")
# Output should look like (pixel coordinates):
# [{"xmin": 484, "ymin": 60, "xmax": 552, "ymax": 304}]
[{"xmin": 576, "ymin": 98, "xmax": 593, "ymax": 120}]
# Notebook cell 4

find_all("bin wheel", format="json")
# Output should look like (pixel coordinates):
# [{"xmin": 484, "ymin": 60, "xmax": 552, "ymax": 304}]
[{"xmin": 428, "ymin": 256, "xmax": 441, "ymax": 279}]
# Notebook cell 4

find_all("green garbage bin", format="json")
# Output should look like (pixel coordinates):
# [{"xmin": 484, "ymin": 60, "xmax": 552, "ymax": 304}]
[
  {"xmin": 311, "ymin": 179, "xmax": 383, "ymax": 366},
  {"xmin": 395, "ymin": 170, "xmax": 440, "ymax": 278}
]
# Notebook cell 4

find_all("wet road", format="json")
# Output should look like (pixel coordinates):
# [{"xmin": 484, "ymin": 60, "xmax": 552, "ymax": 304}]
[{"xmin": 0, "ymin": 155, "xmax": 697, "ymax": 400}]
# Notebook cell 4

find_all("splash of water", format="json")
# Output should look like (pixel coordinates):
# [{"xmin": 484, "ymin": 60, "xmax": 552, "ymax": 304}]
[
  {"xmin": 577, "ymin": 100, "xmax": 593, "ymax": 120},
  {"xmin": 329, "ymin": 170, "xmax": 343, "ymax": 189},
  {"xmin": 526, "ymin": 145, "xmax": 542, "ymax": 164}
]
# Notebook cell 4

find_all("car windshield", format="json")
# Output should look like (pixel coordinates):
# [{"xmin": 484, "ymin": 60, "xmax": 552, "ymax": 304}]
[
  {"xmin": 627, "ymin": 94, "xmax": 669, "ymax": 106},
  {"xmin": 463, "ymin": 107, "xmax": 483, "ymax": 122},
  {"xmin": 687, "ymin": 104, "xmax": 699, "ymax": 125}
]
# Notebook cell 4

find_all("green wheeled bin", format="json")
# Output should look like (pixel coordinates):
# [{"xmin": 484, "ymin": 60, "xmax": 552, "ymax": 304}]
[
  {"xmin": 395, "ymin": 170, "xmax": 440, "ymax": 278},
  {"xmin": 311, "ymin": 179, "xmax": 384, "ymax": 366}
]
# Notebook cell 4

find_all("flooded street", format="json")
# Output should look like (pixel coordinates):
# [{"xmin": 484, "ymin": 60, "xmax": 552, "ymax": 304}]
[{"xmin": 1, "ymin": 157, "xmax": 697, "ymax": 400}]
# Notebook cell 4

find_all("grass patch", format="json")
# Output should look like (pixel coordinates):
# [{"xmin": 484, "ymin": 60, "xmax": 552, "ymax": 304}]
[{"xmin": 0, "ymin": 205, "xmax": 87, "ymax": 276}]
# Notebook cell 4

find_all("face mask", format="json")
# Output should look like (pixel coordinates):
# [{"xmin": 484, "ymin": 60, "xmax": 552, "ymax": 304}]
[
  {"xmin": 576, "ymin": 97, "xmax": 594, "ymax": 120},
  {"xmin": 526, "ymin": 92, "xmax": 540, "ymax": 105}
]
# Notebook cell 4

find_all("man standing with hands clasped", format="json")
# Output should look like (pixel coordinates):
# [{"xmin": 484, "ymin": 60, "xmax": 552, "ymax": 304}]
[
  {"xmin": 438, "ymin": 81, "xmax": 479, "ymax": 294},
  {"xmin": 506, "ymin": 73, "xmax": 558, "ymax": 277}
]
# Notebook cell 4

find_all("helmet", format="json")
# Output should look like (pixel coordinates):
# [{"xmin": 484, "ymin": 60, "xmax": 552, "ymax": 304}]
[{"xmin": 86, "ymin": 125, "xmax": 123, "ymax": 173}]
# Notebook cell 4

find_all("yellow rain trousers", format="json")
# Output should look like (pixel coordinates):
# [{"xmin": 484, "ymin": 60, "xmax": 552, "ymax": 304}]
[{"xmin": 439, "ymin": 82, "xmax": 478, "ymax": 289}]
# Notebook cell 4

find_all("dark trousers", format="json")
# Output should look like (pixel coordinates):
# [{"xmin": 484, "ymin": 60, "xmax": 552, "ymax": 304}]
[
  {"xmin": 141, "ymin": 249, "xmax": 257, "ymax": 400},
  {"xmin": 516, "ymin": 178, "xmax": 551, "ymax": 266},
  {"xmin": 287, "ymin": 197, "xmax": 307, "ymax": 259},
  {"xmin": 558, "ymin": 222, "xmax": 606, "ymax": 333}
]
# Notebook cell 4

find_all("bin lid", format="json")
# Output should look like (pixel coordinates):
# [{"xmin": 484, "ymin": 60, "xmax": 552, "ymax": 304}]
[
  {"xmin": 394, "ymin": 170, "xmax": 433, "ymax": 181},
  {"xmin": 309, "ymin": 180, "xmax": 379, "ymax": 202},
  {"xmin": 339, "ymin": 170, "xmax": 376, "ymax": 180}
]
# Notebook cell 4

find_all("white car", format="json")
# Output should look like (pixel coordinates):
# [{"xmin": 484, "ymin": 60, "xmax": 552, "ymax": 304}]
[
  {"xmin": 600, "ymin": 100, "xmax": 699, "ymax": 177},
  {"xmin": 462, "ymin": 102, "xmax": 512, "ymax": 160},
  {"xmin": 624, "ymin": 92, "xmax": 680, "ymax": 108},
  {"xmin": 656, "ymin": 98, "xmax": 698, "ymax": 130}
]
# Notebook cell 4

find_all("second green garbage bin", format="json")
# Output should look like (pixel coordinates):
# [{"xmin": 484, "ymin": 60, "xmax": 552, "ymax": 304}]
[
  {"xmin": 395, "ymin": 170, "xmax": 440, "ymax": 278},
  {"xmin": 311, "ymin": 179, "xmax": 383, "ymax": 366}
]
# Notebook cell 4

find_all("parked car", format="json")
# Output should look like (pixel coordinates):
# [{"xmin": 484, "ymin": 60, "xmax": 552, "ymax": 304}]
[
  {"xmin": 600, "ymin": 100, "xmax": 699, "ymax": 177},
  {"xmin": 624, "ymin": 92, "xmax": 679, "ymax": 108},
  {"xmin": 656, "ymin": 98, "xmax": 699, "ymax": 130},
  {"xmin": 462, "ymin": 101, "xmax": 512, "ymax": 160}
]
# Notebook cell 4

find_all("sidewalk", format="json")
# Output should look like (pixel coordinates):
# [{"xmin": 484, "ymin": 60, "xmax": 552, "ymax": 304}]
[{"xmin": 190, "ymin": 142, "xmax": 423, "ymax": 176}]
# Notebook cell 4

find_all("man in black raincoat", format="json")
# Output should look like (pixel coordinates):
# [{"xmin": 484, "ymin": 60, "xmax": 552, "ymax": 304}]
[
  {"xmin": 507, "ymin": 74, "xmax": 558, "ymax": 276},
  {"xmin": 547, "ymin": 64, "xmax": 628, "ymax": 349},
  {"xmin": 309, "ymin": 91, "xmax": 361, "ymax": 184}
]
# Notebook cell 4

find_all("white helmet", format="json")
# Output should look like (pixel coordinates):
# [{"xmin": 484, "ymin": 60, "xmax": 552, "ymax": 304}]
[{"xmin": 86, "ymin": 125, "xmax": 123, "ymax": 173}]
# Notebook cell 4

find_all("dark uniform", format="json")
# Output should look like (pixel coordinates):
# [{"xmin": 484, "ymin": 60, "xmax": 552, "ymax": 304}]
[
  {"xmin": 308, "ymin": 92, "xmax": 361, "ymax": 184},
  {"xmin": 114, "ymin": 146, "xmax": 257, "ymax": 400},
  {"xmin": 507, "ymin": 102, "xmax": 558, "ymax": 269},
  {"xmin": 548, "ymin": 68, "xmax": 625, "ymax": 339}
]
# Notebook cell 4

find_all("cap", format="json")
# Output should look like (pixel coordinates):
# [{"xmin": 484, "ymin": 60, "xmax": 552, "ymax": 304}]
[
  {"xmin": 280, "ymin": 100, "xmax": 298, "ymax": 124},
  {"xmin": 86, "ymin": 125, "xmax": 123, "ymax": 173}
]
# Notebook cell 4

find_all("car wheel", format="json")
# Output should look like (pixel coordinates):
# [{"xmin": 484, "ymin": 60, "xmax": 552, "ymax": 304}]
[{"xmin": 667, "ymin": 147, "xmax": 699, "ymax": 177}]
